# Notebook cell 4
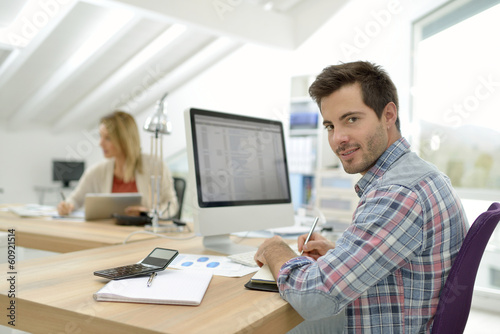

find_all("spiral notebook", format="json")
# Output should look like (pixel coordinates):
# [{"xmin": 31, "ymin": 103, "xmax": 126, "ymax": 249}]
[{"xmin": 94, "ymin": 269, "xmax": 212, "ymax": 306}]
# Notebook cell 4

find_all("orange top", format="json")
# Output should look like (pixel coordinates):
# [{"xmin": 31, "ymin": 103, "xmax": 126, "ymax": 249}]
[{"xmin": 112, "ymin": 175, "xmax": 138, "ymax": 193}]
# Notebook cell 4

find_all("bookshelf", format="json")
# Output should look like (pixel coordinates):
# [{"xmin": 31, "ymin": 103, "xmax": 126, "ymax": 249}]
[{"xmin": 288, "ymin": 75, "xmax": 359, "ymax": 231}]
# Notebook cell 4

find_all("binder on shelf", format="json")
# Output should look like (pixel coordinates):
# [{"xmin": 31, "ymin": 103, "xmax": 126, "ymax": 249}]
[{"xmin": 290, "ymin": 112, "xmax": 318, "ymax": 129}]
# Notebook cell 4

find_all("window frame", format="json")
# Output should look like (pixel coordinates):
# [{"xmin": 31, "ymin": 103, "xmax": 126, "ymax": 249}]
[{"xmin": 411, "ymin": 0, "xmax": 500, "ymax": 202}]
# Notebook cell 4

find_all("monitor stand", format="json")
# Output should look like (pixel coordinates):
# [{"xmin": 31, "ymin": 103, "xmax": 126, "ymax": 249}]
[{"xmin": 202, "ymin": 234, "xmax": 257, "ymax": 255}]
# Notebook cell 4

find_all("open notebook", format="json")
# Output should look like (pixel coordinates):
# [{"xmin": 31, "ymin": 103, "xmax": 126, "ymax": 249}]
[
  {"xmin": 244, "ymin": 265, "xmax": 279, "ymax": 293},
  {"xmin": 94, "ymin": 269, "xmax": 212, "ymax": 306},
  {"xmin": 250, "ymin": 265, "xmax": 276, "ymax": 284}
]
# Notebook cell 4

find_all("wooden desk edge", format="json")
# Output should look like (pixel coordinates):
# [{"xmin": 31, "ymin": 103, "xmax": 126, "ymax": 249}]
[{"xmin": 0, "ymin": 238, "xmax": 303, "ymax": 333}]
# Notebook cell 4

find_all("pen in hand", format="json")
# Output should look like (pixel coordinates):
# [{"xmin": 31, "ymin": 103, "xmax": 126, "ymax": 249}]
[
  {"xmin": 60, "ymin": 191, "xmax": 66, "ymax": 201},
  {"xmin": 147, "ymin": 272, "xmax": 157, "ymax": 287},
  {"xmin": 300, "ymin": 217, "xmax": 319, "ymax": 256}
]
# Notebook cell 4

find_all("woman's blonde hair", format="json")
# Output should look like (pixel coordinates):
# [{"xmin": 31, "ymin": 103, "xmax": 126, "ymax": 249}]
[{"xmin": 100, "ymin": 111, "xmax": 142, "ymax": 182}]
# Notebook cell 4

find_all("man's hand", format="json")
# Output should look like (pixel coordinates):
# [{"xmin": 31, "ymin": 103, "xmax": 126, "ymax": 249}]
[
  {"xmin": 298, "ymin": 232, "xmax": 335, "ymax": 260},
  {"xmin": 254, "ymin": 236, "xmax": 297, "ymax": 279}
]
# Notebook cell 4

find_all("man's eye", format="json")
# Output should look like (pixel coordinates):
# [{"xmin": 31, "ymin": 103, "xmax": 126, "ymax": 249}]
[
  {"xmin": 324, "ymin": 124, "xmax": 333, "ymax": 131},
  {"xmin": 347, "ymin": 117, "xmax": 358, "ymax": 123}
]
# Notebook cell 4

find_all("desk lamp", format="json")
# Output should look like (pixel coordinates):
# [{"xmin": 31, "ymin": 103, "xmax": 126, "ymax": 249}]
[{"xmin": 143, "ymin": 92, "xmax": 171, "ymax": 232}]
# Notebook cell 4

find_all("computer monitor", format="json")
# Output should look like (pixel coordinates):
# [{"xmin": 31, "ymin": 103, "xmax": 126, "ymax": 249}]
[
  {"xmin": 52, "ymin": 160, "xmax": 85, "ymax": 188},
  {"xmin": 184, "ymin": 108, "xmax": 295, "ymax": 254}
]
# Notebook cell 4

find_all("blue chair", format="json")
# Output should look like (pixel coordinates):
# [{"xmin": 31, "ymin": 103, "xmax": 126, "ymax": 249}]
[{"xmin": 431, "ymin": 202, "xmax": 500, "ymax": 334}]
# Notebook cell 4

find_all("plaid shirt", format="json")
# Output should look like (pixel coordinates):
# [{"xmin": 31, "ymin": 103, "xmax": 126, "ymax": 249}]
[{"xmin": 278, "ymin": 138, "xmax": 468, "ymax": 334}]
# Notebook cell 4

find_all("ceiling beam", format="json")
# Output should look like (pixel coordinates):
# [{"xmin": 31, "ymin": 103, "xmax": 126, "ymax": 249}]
[
  {"xmin": 0, "ymin": 0, "xmax": 30, "ymax": 27},
  {"xmin": 51, "ymin": 23, "xmax": 188, "ymax": 132},
  {"xmin": 107, "ymin": 0, "xmax": 296, "ymax": 49},
  {"xmin": 8, "ymin": 10, "xmax": 139, "ymax": 128},
  {"xmin": 0, "ymin": 1, "xmax": 77, "ymax": 87},
  {"xmin": 291, "ymin": 0, "xmax": 349, "ymax": 47},
  {"xmin": 116, "ymin": 37, "xmax": 243, "ymax": 118}
]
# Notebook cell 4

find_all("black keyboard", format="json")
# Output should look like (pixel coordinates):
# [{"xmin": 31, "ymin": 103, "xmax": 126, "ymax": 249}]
[{"xmin": 94, "ymin": 263, "xmax": 160, "ymax": 280}]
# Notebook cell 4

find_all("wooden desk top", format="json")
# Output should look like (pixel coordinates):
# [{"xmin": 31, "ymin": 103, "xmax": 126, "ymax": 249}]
[
  {"xmin": 0, "ymin": 210, "xmax": 173, "ymax": 253},
  {"xmin": 0, "ymin": 237, "xmax": 303, "ymax": 333}
]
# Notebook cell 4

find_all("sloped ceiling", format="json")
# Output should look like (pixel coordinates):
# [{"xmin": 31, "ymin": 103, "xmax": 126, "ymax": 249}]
[{"xmin": 0, "ymin": 0, "xmax": 346, "ymax": 133}]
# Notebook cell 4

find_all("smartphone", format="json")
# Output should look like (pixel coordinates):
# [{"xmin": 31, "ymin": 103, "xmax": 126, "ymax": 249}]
[{"xmin": 94, "ymin": 248, "xmax": 179, "ymax": 280}]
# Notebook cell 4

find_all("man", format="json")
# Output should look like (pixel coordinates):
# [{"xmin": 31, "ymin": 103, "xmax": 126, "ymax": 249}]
[{"xmin": 255, "ymin": 61, "xmax": 468, "ymax": 333}]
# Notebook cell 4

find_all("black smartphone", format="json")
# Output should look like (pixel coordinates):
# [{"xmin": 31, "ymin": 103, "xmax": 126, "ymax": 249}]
[{"xmin": 93, "ymin": 248, "xmax": 179, "ymax": 280}]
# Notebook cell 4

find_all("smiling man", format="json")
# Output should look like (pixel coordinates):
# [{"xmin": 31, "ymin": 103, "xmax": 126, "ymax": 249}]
[{"xmin": 254, "ymin": 61, "xmax": 469, "ymax": 333}]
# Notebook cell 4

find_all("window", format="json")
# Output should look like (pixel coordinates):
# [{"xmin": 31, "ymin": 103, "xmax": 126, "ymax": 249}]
[
  {"xmin": 412, "ymin": 0, "xmax": 500, "ymax": 200},
  {"xmin": 412, "ymin": 0, "xmax": 500, "ymax": 308}
]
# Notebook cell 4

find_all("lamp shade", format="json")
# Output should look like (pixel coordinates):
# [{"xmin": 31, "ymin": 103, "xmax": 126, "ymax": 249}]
[{"xmin": 143, "ymin": 92, "xmax": 172, "ymax": 135}]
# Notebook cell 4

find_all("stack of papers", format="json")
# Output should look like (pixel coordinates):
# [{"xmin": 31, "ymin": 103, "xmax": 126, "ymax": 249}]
[
  {"xmin": 94, "ymin": 269, "xmax": 212, "ymax": 306},
  {"xmin": 8, "ymin": 204, "xmax": 57, "ymax": 217}
]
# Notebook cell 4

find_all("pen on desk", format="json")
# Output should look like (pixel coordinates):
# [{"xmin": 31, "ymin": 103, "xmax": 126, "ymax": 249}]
[
  {"xmin": 147, "ymin": 272, "xmax": 157, "ymax": 287},
  {"xmin": 300, "ymin": 217, "xmax": 319, "ymax": 256}
]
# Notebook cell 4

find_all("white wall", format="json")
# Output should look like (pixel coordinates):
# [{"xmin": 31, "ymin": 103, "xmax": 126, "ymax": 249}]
[
  {"xmin": 0, "ymin": 126, "xmax": 103, "ymax": 205},
  {"xmin": 0, "ymin": 0, "xmax": 446, "ymax": 205}
]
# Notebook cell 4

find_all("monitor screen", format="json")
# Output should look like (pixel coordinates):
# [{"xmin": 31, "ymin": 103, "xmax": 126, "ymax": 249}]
[
  {"xmin": 185, "ymin": 108, "xmax": 295, "ymax": 254},
  {"xmin": 192, "ymin": 109, "xmax": 291, "ymax": 207},
  {"xmin": 52, "ymin": 160, "xmax": 85, "ymax": 187}
]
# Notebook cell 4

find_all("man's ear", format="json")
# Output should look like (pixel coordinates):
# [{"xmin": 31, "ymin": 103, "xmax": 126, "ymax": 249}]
[{"xmin": 383, "ymin": 102, "xmax": 398, "ymax": 129}]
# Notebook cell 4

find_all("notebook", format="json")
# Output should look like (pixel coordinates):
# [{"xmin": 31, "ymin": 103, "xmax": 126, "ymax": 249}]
[
  {"xmin": 94, "ymin": 269, "xmax": 212, "ymax": 305},
  {"xmin": 84, "ymin": 193, "xmax": 142, "ymax": 220},
  {"xmin": 250, "ymin": 265, "xmax": 276, "ymax": 284},
  {"xmin": 244, "ymin": 265, "xmax": 279, "ymax": 293}
]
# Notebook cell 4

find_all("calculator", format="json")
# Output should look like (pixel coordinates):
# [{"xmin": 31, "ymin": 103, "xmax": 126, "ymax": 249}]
[{"xmin": 93, "ymin": 248, "xmax": 179, "ymax": 280}]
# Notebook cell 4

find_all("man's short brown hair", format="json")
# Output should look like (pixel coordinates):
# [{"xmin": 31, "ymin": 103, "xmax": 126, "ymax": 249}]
[{"xmin": 309, "ymin": 61, "xmax": 400, "ymax": 131}]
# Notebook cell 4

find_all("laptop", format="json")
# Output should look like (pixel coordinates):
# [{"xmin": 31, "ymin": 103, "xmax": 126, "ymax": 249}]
[{"xmin": 84, "ymin": 193, "xmax": 142, "ymax": 220}]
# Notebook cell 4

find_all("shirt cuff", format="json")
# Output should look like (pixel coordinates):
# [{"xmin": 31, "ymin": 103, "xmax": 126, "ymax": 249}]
[{"xmin": 277, "ymin": 256, "xmax": 314, "ymax": 294}]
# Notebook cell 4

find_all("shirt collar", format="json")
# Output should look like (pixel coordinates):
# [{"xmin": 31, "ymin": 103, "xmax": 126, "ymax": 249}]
[{"xmin": 354, "ymin": 137, "xmax": 410, "ymax": 197}]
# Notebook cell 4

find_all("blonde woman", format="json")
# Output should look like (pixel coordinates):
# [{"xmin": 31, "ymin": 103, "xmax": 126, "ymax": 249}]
[{"xmin": 57, "ymin": 111, "xmax": 178, "ymax": 217}]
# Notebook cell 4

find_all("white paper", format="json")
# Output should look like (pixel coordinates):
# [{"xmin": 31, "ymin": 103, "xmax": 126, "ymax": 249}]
[
  {"xmin": 94, "ymin": 269, "xmax": 212, "ymax": 306},
  {"xmin": 170, "ymin": 254, "xmax": 258, "ymax": 277}
]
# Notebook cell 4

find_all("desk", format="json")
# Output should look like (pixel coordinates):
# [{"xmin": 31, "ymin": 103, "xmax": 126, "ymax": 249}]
[
  {"xmin": 0, "ymin": 210, "xmax": 159, "ymax": 253},
  {"xmin": 0, "ymin": 237, "xmax": 303, "ymax": 333}
]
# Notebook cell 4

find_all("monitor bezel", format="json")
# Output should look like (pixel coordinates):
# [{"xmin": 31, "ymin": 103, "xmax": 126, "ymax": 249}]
[{"xmin": 189, "ymin": 108, "xmax": 292, "ymax": 208}]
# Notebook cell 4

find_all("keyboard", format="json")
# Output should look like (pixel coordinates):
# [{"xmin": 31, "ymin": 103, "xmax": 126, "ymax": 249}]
[
  {"xmin": 94, "ymin": 263, "xmax": 160, "ymax": 280},
  {"xmin": 228, "ymin": 244, "xmax": 300, "ymax": 267},
  {"xmin": 228, "ymin": 251, "xmax": 259, "ymax": 267}
]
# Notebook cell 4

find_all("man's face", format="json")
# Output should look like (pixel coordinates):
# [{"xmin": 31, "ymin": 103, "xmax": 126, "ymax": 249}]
[{"xmin": 321, "ymin": 83, "xmax": 390, "ymax": 175}]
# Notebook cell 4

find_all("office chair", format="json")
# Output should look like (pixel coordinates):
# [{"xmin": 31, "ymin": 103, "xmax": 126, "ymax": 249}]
[
  {"xmin": 431, "ymin": 202, "xmax": 500, "ymax": 334},
  {"xmin": 172, "ymin": 177, "xmax": 186, "ymax": 220}
]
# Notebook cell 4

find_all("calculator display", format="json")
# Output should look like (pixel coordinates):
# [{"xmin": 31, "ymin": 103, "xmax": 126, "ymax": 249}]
[{"xmin": 142, "ymin": 248, "xmax": 179, "ymax": 267}]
